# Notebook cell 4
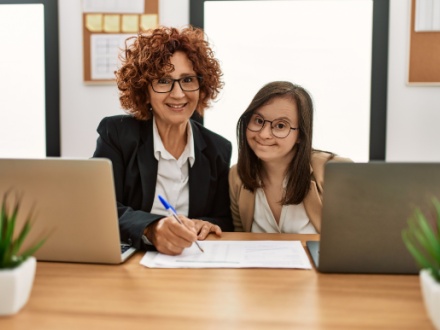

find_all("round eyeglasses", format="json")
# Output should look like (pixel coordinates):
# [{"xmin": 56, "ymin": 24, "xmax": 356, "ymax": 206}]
[
  {"xmin": 246, "ymin": 113, "xmax": 299, "ymax": 139},
  {"xmin": 151, "ymin": 76, "xmax": 202, "ymax": 93}
]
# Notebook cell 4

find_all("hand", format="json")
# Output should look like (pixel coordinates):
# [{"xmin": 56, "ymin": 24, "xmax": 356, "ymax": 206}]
[
  {"xmin": 145, "ymin": 215, "xmax": 197, "ymax": 256},
  {"xmin": 191, "ymin": 219, "xmax": 222, "ymax": 240}
]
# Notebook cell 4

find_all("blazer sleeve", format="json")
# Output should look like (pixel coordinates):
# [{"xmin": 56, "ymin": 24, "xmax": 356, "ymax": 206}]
[
  {"xmin": 189, "ymin": 123, "xmax": 234, "ymax": 232},
  {"xmin": 311, "ymin": 153, "xmax": 353, "ymax": 193},
  {"xmin": 195, "ymin": 167, "xmax": 234, "ymax": 231},
  {"xmin": 93, "ymin": 116, "xmax": 163, "ymax": 250},
  {"xmin": 228, "ymin": 165, "xmax": 244, "ymax": 232}
]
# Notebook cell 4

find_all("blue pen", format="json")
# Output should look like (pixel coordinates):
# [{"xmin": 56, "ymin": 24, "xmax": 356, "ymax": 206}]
[{"xmin": 158, "ymin": 195, "xmax": 204, "ymax": 253}]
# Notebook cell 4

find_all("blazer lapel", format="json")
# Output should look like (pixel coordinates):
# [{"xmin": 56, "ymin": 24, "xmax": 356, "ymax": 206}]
[
  {"xmin": 240, "ymin": 187, "xmax": 255, "ymax": 232},
  {"xmin": 303, "ymin": 164, "xmax": 323, "ymax": 233},
  {"xmin": 137, "ymin": 119, "xmax": 158, "ymax": 211},
  {"xmin": 188, "ymin": 121, "xmax": 210, "ymax": 216}
]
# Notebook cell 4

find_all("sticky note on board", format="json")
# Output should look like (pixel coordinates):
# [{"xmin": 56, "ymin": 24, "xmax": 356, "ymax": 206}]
[
  {"xmin": 122, "ymin": 14, "xmax": 139, "ymax": 33},
  {"xmin": 140, "ymin": 14, "xmax": 158, "ymax": 30},
  {"xmin": 104, "ymin": 14, "xmax": 120, "ymax": 33},
  {"xmin": 85, "ymin": 14, "xmax": 103, "ymax": 32}
]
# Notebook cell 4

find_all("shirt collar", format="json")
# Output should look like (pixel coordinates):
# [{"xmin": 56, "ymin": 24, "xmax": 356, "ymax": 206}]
[{"xmin": 152, "ymin": 117, "xmax": 195, "ymax": 167}]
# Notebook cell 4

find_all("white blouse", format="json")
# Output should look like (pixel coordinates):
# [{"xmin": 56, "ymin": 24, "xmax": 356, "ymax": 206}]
[
  {"xmin": 251, "ymin": 188, "xmax": 318, "ymax": 234},
  {"xmin": 150, "ymin": 118, "xmax": 195, "ymax": 216}
]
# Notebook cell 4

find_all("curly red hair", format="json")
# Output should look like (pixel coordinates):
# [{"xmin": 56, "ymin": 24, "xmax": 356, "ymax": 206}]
[{"xmin": 115, "ymin": 25, "xmax": 223, "ymax": 120}]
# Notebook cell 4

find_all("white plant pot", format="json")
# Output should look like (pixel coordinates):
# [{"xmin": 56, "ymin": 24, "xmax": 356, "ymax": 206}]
[
  {"xmin": 0, "ymin": 257, "xmax": 36, "ymax": 316},
  {"xmin": 420, "ymin": 269, "xmax": 440, "ymax": 330}
]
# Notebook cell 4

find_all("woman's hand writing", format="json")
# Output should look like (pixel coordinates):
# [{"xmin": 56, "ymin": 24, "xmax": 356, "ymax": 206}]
[{"xmin": 144, "ymin": 215, "xmax": 197, "ymax": 255}]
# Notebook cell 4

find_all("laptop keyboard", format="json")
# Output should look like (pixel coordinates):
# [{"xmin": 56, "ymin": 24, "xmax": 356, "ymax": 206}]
[{"xmin": 121, "ymin": 244, "xmax": 131, "ymax": 254}]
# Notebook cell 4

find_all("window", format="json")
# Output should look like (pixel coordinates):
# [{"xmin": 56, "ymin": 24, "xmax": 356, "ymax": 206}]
[
  {"xmin": 0, "ymin": 0, "xmax": 60, "ymax": 157},
  {"xmin": 190, "ymin": 0, "xmax": 389, "ymax": 163}
]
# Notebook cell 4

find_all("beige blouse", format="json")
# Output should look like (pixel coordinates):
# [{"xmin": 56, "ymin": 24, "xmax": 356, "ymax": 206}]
[
  {"xmin": 252, "ymin": 188, "xmax": 318, "ymax": 234},
  {"xmin": 228, "ymin": 151, "xmax": 352, "ymax": 233}
]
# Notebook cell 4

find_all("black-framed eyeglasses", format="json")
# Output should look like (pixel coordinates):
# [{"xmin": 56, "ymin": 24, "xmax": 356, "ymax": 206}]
[
  {"xmin": 150, "ymin": 76, "xmax": 202, "ymax": 93},
  {"xmin": 246, "ymin": 113, "xmax": 299, "ymax": 139}
]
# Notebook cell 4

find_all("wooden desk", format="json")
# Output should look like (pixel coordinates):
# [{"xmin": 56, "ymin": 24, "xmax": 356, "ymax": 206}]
[{"xmin": 0, "ymin": 233, "xmax": 432, "ymax": 329}]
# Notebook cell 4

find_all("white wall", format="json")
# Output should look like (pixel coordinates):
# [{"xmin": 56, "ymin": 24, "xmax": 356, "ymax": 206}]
[
  {"xmin": 0, "ymin": 4, "xmax": 46, "ymax": 158},
  {"xmin": 386, "ymin": 0, "xmax": 440, "ymax": 161},
  {"xmin": 203, "ymin": 1, "xmax": 373, "ymax": 164},
  {"xmin": 59, "ymin": 0, "xmax": 440, "ymax": 161},
  {"xmin": 58, "ymin": 0, "xmax": 189, "ymax": 158}
]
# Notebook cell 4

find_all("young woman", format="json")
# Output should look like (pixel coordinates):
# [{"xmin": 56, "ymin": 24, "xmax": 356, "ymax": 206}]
[
  {"xmin": 229, "ymin": 81, "xmax": 351, "ymax": 233},
  {"xmin": 93, "ymin": 26, "xmax": 233, "ymax": 255}
]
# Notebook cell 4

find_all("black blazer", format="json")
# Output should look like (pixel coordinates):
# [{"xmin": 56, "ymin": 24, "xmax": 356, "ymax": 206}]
[{"xmin": 93, "ymin": 115, "xmax": 234, "ymax": 249}]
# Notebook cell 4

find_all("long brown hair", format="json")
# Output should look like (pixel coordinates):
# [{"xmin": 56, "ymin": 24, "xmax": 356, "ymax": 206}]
[
  {"xmin": 236, "ymin": 81, "xmax": 326, "ymax": 205},
  {"xmin": 115, "ymin": 26, "xmax": 223, "ymax": 120}
]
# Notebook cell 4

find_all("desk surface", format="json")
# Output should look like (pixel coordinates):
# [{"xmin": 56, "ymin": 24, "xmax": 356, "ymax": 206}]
[{"xmin": 0, "ymin": 233, "xmax": 432, "ymax": 329}]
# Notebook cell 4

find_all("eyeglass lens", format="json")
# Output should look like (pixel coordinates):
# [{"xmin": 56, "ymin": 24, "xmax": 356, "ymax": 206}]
[
  {"xmin": 247, "ymin": 114, "xmax": 294, "ymax": 138},
  {"xmin": 151, "ymin": 76, "xmax": 200, "ymax": 93}
]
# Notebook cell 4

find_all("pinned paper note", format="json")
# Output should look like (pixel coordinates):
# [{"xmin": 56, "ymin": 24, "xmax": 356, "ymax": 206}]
[
  {"xmin": 140, "ymin": 14, "xmax": 158, "ymax": 30},
  {"xmin": 83, "ymin": 0, "xmax": 144, "ymax": 14},
  {"xmin": 415, "ymin": 0, "xmax": 440, "ymax": 31},
  {"xmin": 122, "ymin": 14, "xmax": 139, "ymax": 33},
  {"xmin": 90, "ymin": 34, "xmax": 133, "ymax": 80},
  {"xmin": 104, "ymin": 15, "xmax": 120, "ymax": 33},
  {"xmin": 85, "ymin": 14, "xmax": 103, "ymax": 32},
  {"xmin": 82, "ymin": 0, "xmax": 159, "ymax": 82}
]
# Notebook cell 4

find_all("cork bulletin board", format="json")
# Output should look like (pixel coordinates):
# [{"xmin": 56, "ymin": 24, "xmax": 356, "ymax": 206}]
[
  {"xmin": 408, "ymin": 0, "xmax": 440, "ymax": 85},
  {"xmin": 82, "ymin": 0, "xmax": 159, "ymax": 84}
]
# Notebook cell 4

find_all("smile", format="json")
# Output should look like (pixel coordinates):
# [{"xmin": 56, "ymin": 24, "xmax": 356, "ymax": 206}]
[
  {"xmin": 167, "ymin": 103, "xmax": 187, "ymax": 109},
  {"xmin": 256, "ymin": 140, "xmax": 275, "ymax": 147}
]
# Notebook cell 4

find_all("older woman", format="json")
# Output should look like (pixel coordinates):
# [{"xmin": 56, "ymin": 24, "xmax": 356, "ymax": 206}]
[{"xmin": 93, "ymin": 26, "xmax": 233, "ymax": 255}]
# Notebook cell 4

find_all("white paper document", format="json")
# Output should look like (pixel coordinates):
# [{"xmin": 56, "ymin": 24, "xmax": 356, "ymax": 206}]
[
  {"xmin": 140, "ymin": 240, "xmax": 312, "ymax": 269},
  {"xmin": 415, "ymin": 0, "xmax": 440, "ymax": 32},
  {"xmin": 82, "ymin": 0, "xmax": 144, "ymax": 14},
  {"xmin": 90, "ymin": 34, "xmax": 133, "ymax": 80}
]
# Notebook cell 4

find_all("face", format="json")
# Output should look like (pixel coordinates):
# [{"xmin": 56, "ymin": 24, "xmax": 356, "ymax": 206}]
[
  {"xmin": 246, "ymin": 96, "xmax": 300, "ymax": 164},
  {"xmin": 148, "ymin": 51, "xmax": 199, "ymax": 129}
]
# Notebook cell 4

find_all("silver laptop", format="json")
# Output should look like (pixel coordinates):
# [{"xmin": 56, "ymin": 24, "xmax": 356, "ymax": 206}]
[
  {"xmin": 307, "ymin": 162, "xmax": 440, "ymax": 274},
  {"xmin": 0, "ymin": 158, "xmax": 136, "ymax": 264}
]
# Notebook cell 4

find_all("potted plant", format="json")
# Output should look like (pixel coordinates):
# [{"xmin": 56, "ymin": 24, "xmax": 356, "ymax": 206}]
[
  {"xmin": 0, "ymin": 192, "xmax": 46, "ymax": 316},
  {"xmin": 402, "ymin": 197, "xmax": 440, "ymax": 330}
]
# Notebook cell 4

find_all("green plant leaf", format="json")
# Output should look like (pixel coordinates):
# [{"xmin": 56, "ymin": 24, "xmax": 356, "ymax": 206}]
[
  {"xmin": 406, "ymin": 214, "xmax": 434, "ymax": 262},
  {"xmin": 408, "ymin": 208, "xmax": 438, "ymax": 260},
  {"xmin": 2, "ymin": 197, "xmax": 20, "ymax": 266},
  {"xmin": 414, "ymin": 208, "xmax": 440, "ymax": 262},
  {"xmin": 1, "ymin": 212, "xmax": 14, "ymax": 266},
  {"xmin": 402, "ymin": 198, "xmax": 440, "ymax": 283},
  {"xmin": 20, "ymin": 237, "xmax": 47, "ymax": 260},
  {"xmin": 0, "ymin": 197, "xmax": 6, "ymax": 263},
  {"xmin": 10, "ymin": 207, "xmax": 35, "ymax": 256},
  {"xmin": 402, "ymin": 230, "xmax": 432, "ymax": 269},
  {"xmin": 0, "ymin": 192, "xmax": 47, "ymax": 269},
  {"xmin": 0, "ymin": 194, "xmax": 5, "ymax": 239},
  {"xmin": 432, "ymin": 198, "xmax": 440, "ymax": 264}
]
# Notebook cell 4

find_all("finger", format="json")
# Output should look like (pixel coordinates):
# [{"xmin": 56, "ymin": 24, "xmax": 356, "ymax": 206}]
[
  {"xmin": 212, "ymin": 225, "xmax": 222, "ymax": 236},
  {"xmin": 180, "ymin": 217, "xmax": 197, "ymax": 232},
  {"xmin": 168, "ymin": 220, "xmax": 198, "ymax": 242},
  {"xmin": 197, "ymin": 224, "xmax": 222, "ymax": 240},
  {"xmin": 161, "ymin": 215, "xmax": 196, "ymax": 239},
  {"xmin": 154, "ymin": 231, "xmax": 192, "ymax": 255},
  {"xmin": 197, "ymin": 224, "xmax": 210, "ymax": 239},
  {"xmin": 152, "ymin": 227, "xmax": 187, "ymax": 255},
  {"xmin": 155, "ymin": 241, "xmax": 185, "ymax": 256},
  {"xmin": 190, "ymin": 219, "xmax": 213, "ymax": 233},
  {"xmin": 154, "ymin": 218, "xmax": 196, "ymax": 252}
]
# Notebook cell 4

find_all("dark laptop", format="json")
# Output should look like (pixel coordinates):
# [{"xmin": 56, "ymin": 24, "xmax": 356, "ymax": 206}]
[
  {"xmin": 307, "ymin": 162, "xmax": 440, "ymax": 274},
  {"xmin": 0, "ymin": 158, "xmax": 136, "ymax": 264}
]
